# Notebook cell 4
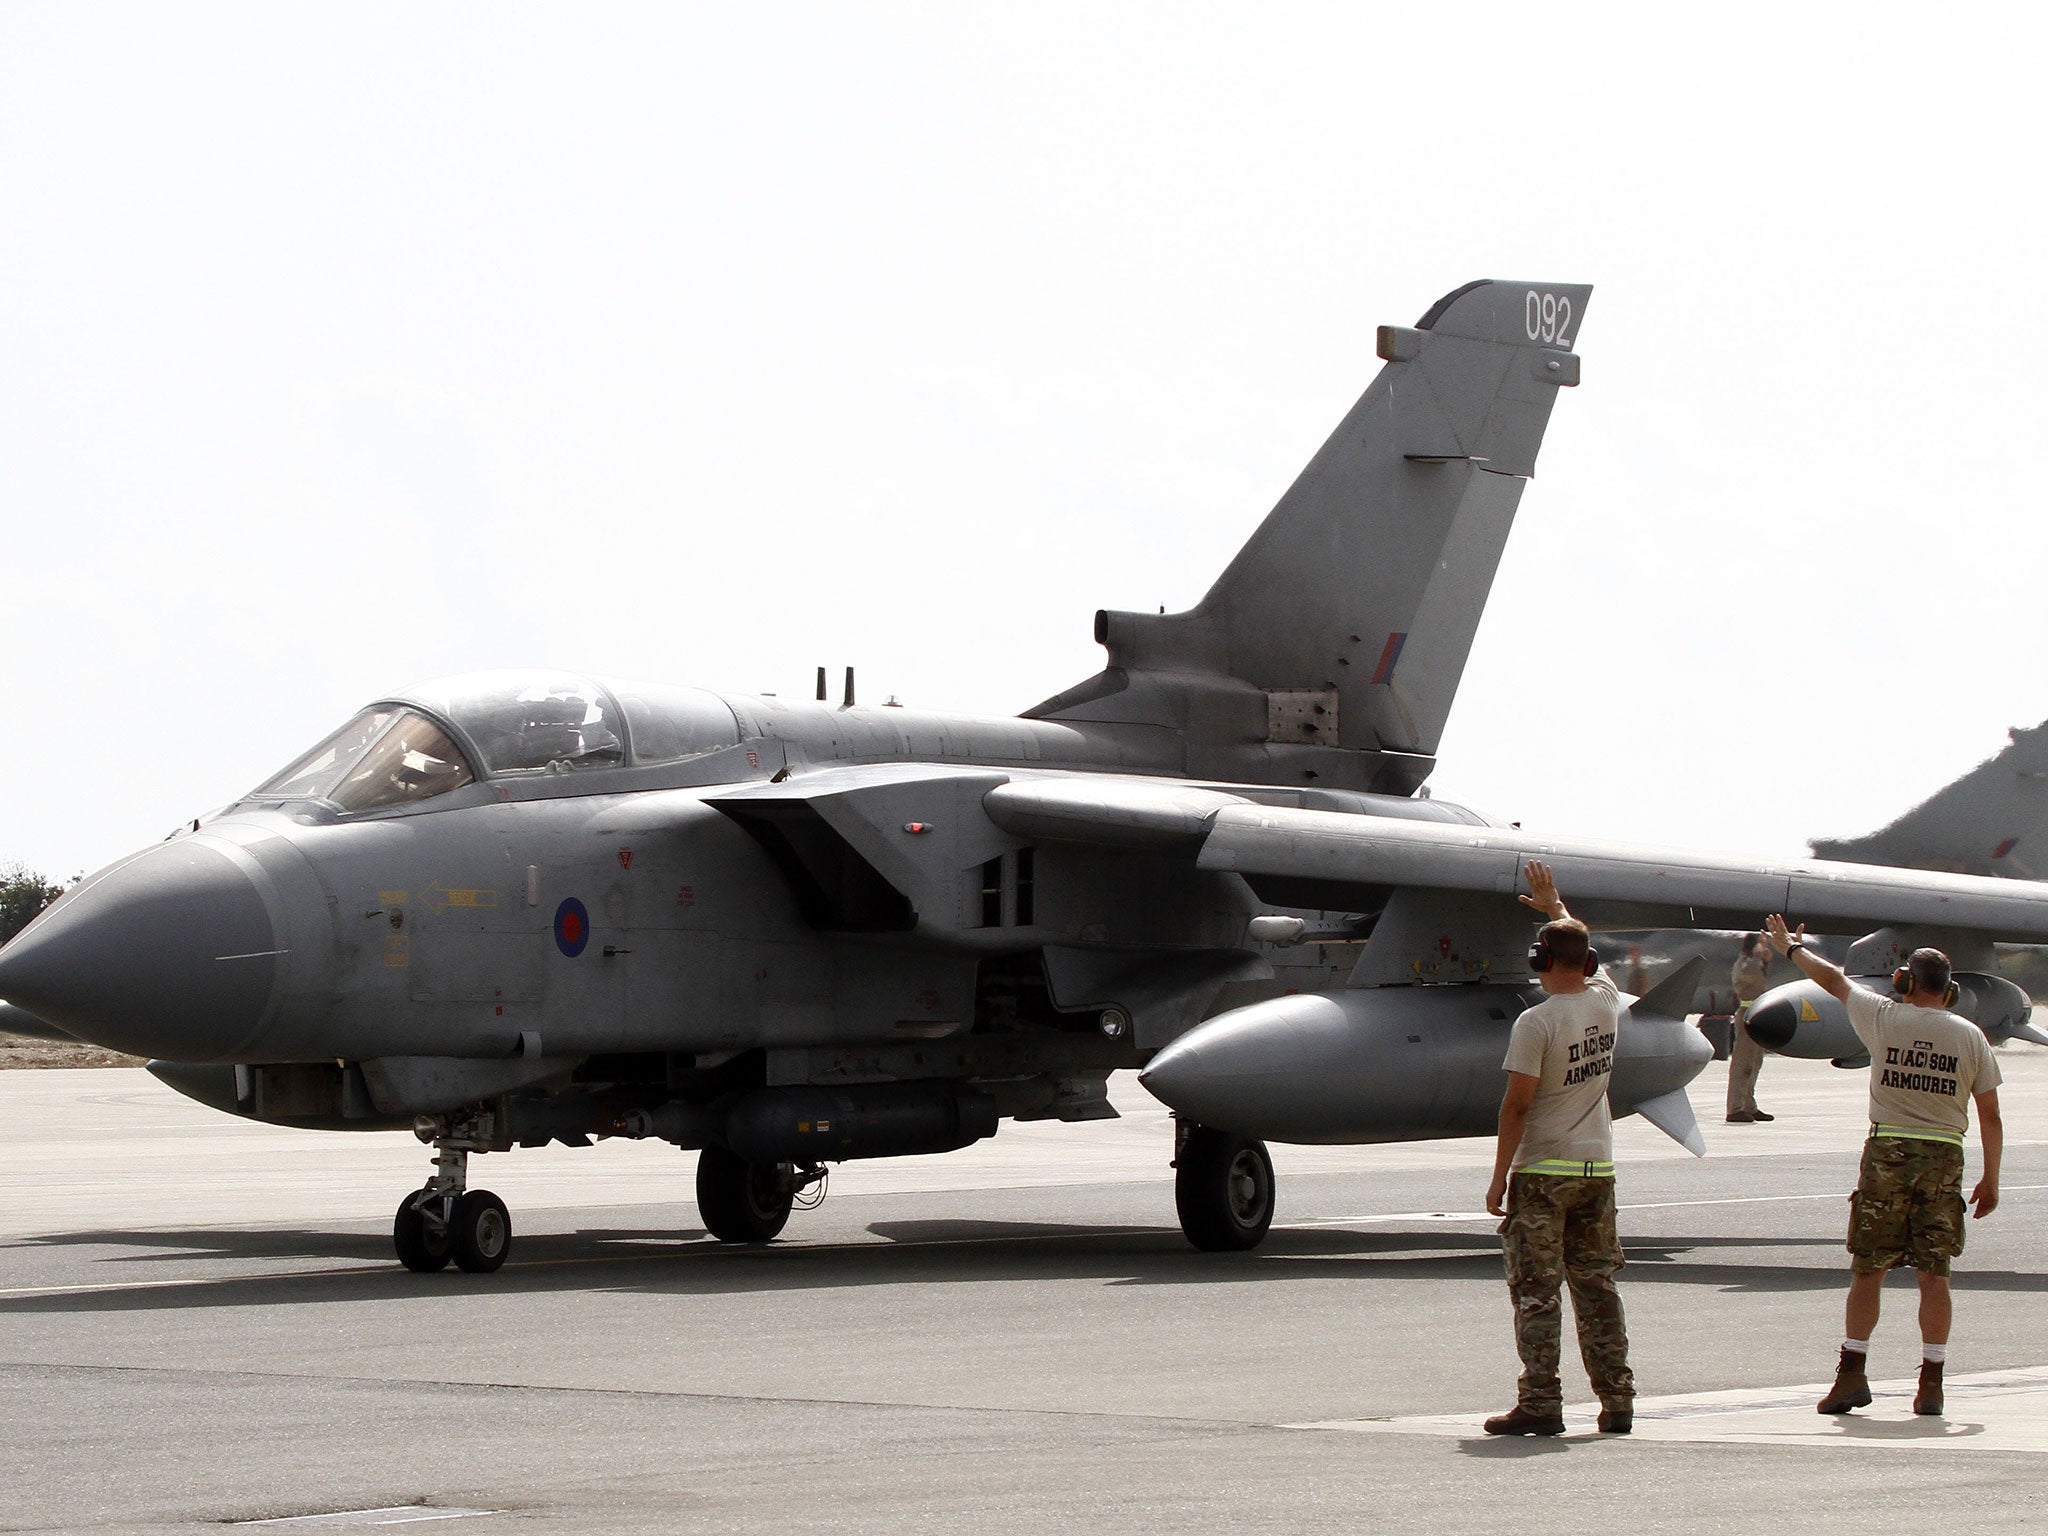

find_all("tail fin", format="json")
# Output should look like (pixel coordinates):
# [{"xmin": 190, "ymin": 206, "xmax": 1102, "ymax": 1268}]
[
  {"xmin": 1811, "ymin": 722, "xmax": 2048, "ymax": 877},
  {"xmin": 1028, "ymin": 279, "xmax": 1591, "ymax": 794}
]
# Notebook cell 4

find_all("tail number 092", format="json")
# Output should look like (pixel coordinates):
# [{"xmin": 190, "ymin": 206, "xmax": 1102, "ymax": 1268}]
[{"xmin": 1525, "ymin": 290, "xmax": 1572, "ymax": 346}]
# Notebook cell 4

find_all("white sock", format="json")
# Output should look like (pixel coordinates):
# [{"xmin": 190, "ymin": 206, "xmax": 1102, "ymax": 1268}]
[
  {"xmin": 1843, "ymin": 1338, "xmax": 1870, "ymax": 1354},
  {"xmin": 1923, "ymin": 1345, "xmax": 1946, "ymax": 1365}
]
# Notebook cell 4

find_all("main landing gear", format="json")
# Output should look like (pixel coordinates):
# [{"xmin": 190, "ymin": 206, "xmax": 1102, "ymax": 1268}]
[
  {"xmin": 394, "ymin": 1114, "xmax": 510, "ymax": 1274},
  {"xmin": 694, "ymin": 1145, "xmax": 827, "ymax": 1243},
  {"xmin": 1173, "ymin": 1120, "xmax": 1275, "ymax": 1251}
]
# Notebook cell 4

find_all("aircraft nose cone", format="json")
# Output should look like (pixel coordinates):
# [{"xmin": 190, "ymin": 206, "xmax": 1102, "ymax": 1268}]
[
  {"xmin": 0, "ymin": 839, "xmax": 280, "ymax": 1060},
  {"xmin": 1743, "ymin": 998, "xmax": 1795, "ymax": 1052}
]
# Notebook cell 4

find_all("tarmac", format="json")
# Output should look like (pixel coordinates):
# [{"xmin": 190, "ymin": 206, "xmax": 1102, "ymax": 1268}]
[{"xmin": 3, "ymin": 1047, "xmax": 2047, "ymax": 1534}]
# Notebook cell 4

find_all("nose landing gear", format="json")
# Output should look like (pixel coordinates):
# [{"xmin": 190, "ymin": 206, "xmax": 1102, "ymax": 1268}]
[
  {"xmin": 1172, "ymin": 1119, "xmax": 1276, "ymax": 1251},
  {"xmin": 394, "ymin": 1114, "xmax": 512, "ymax": 1273}
]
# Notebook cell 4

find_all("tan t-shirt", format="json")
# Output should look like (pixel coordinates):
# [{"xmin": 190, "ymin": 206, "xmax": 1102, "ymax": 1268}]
[
  {"xmin": 1502, "ymin": 973, "xmax": 1624, "ymax": 1172},
  {"xmin": 1845, "ymin": 986, "xmax": 2002, "ymax": 1139}
]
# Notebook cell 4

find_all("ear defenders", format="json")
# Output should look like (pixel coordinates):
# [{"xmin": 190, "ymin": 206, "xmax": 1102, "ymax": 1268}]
[
  {"xmin": 1893, "ymin": 965, "xmax": 1961, "ymax": 1008},
  {"xmin": 1528, "ymin": 937, "xmax": 1599, "ymax": 977}
]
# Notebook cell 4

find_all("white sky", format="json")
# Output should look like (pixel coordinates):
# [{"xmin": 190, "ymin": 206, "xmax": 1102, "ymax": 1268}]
[{"xmin": 5, "ymin": 3, "xmax": 2045, "ymax": 882}]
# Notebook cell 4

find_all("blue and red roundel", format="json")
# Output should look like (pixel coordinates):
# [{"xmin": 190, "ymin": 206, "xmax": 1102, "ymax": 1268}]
[{"xmin": 554, "ymin": 897, "xmax": 591, "ymax": 958}]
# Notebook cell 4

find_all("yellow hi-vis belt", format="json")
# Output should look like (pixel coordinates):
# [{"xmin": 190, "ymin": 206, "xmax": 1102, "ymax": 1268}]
[
  {"xmin": 1516, "ymin": 1159, "xmax": 1616, "ymax": 1178},
  {"xmin": 1870, "ymin": 1123, "xmax": 1965, "ymax": 1147}
]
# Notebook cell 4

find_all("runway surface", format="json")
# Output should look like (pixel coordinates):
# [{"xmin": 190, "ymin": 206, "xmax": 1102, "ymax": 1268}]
[{"xmin": 4, "ymin": 1049, "xmax": 2047, "ymax": 1534}]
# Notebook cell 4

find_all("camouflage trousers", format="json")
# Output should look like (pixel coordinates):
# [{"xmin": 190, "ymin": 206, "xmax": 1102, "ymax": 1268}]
[
  {"xmin": 1500, "ymin": 1172, "xmax": 1634, "ymax": 1414},
  {"xmin": 1849, "ymin": 1136, "xmax": 1966, "ymax": 1276}
]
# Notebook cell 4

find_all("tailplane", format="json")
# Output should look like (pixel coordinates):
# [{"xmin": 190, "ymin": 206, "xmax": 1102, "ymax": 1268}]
[{"xmin": 1028, "ymin": 279, "xmax": 1591, "ymax": 794}]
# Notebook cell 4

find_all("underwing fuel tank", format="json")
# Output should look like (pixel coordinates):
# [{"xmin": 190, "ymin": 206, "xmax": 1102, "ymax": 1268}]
[
  {"xmin": 1137, "ymin": 977, "xmax": 1711, "ymax": 1146},
  {"xmin": 1744, "ymin": 972, "xmax": 2048, "ymax": 1063}
]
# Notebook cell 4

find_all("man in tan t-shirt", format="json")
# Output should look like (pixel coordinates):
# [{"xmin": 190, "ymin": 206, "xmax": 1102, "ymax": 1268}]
[
  {"xmin": 1766, "ymin": 914, "xmax": 2003, "ymax": 1417},
  {"xmin": 1482, "ymin": 860, "xmax": 1635, "ymax": 1436},
  {"xmin": 1727, "ymin": 932, "xmax": 1775, "ymax": 1122}
]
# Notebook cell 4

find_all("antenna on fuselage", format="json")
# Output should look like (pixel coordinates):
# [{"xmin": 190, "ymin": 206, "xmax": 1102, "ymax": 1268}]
[
  {"xmin": 816, "ymin": 667, "xmax": 827, "ymax": 702},
  {"xmin": 842, "ymin": 667, "xmax": 856, "ymax": 709}
]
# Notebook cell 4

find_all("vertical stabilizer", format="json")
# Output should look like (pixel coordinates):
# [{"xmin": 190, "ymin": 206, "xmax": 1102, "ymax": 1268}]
[{"xmin": 1028, "ymin": 280, "xmax": 1590, "ymax": 793}]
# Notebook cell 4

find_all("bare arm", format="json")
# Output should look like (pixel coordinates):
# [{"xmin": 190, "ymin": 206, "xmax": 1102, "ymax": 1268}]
[
  {"xmin": 1763, "ymin": 913, "xmax": 1851, "ymax": 1001},
  {"xmin": 1520, "ymin": 860, "xmax": 1569, "ymax": 923},
  {"xmin": 1972, "ymin": 1088, "xmax": 2002, "ymax": 1218},
  {"xmin": 1486, "ymin": 1072, "xmax": 1541, "ymax": 1217}
]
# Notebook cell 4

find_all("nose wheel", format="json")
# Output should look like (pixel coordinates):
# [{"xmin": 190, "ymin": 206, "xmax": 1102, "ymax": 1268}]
[
  {"xmin": 393, "ymin": 1122, "xmax": 511, "ymax": 1273},
  {"xmin": 1173, "ymin": 1122, "xmax": 1276, "ymax": 1251}
]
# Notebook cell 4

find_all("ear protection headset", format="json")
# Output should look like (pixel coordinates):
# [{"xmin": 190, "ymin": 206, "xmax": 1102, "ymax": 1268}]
[
  {"xmin": 1893, "ymin": 965, "xmax": 1961, "ymax": 1008},
  {"xmin": 1528, "ymin": 937, "xmax": 1599, "ymax": 977}
]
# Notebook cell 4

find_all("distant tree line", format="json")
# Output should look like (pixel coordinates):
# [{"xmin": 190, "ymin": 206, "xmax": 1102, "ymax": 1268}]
[{"xmin": 1, "ymin": 864, "xmax": 70, "ymax": 946}]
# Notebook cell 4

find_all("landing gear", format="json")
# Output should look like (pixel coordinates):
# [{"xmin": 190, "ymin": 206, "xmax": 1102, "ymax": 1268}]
[
  {"xmin": 393, "ymin": 1116, "xmax": 511, "ymax": 1273},
  {"xmin": 1173, "ymin": 1122, "xmax": 1276, "ymax": 1252},
  {"xmin": 695, "ymin": 1145, "xmax": 825, "ymax": 1243},
  {"xmin": 450, "ymin": 1189, "xmax": 511, "ymax": 1273},
  {"xmin": 393, "ymin": 1188, "xmax": 451, "ymax": 1272}
]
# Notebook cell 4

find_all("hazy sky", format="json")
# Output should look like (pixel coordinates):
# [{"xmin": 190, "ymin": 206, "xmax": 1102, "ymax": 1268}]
[{"xmin": 5, "ymin": 4, "xmax": 2045, "ymax": 882}]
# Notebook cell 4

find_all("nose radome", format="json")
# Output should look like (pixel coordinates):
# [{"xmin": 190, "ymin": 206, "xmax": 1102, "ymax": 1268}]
[{"xmin": 0, "ymin": 838, "xmax": 281, "ymax": 1061}]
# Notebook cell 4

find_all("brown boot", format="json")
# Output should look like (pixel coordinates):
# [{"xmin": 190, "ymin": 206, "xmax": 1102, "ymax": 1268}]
[
  {"xmin": 1914, "ymin": 1360, "xmax": 1944, "ymax": 1417},
  {"xmin": 1817, "ymin": 1347, "xmax": 1872, "ymax": 1414},
  {"xmin": 1483, "ymin": 1405, "xmax": 1566, "ymax": 1436}
]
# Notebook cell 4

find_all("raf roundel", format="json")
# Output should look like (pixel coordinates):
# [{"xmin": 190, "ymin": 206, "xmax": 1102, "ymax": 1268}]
[{"xmin": 553, "ymin": 897, "xmax": 591, "ymax": 959}]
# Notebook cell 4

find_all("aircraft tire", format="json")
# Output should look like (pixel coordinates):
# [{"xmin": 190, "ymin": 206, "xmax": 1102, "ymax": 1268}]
[
  {"xmin": 696, "ymin": 1145, "xmax": 795, "ymax": 1242},
  {"xmin": 450, "ymin": 1189, "xmax": 512, "ymax": 1274},
  {"xmin": 393, "ymin": 1189, "xmax": 453, "ymax": 1273},
  {"xmin": 1175, "ymin": 1128, "xmax": 1275, "ymax": 1251}
]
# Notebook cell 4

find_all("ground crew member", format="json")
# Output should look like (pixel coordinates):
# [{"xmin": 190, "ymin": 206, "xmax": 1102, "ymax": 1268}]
[
  {"xmin": 1727, "ymin": 932, "xmax": 1775, "ymax": 1123},
  {"xmin": 1484, "ymin": 860, "xmax": 1635, "ymax": 1436},
  {"xmin": 1764, "ymin": 915, "xmax": 2003, "ymax": 1416}
]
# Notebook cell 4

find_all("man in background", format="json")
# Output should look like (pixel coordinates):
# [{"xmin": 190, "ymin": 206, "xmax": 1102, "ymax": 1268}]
[{"xmin": 1727, "ymin": 932, "xmax": 1775, "ymax": 1123}]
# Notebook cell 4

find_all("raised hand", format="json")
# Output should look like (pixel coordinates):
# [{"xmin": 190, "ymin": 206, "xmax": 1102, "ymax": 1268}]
[{"xmin": 1518, "ymin": 859, "xmax": 1564, "ymax": 919}]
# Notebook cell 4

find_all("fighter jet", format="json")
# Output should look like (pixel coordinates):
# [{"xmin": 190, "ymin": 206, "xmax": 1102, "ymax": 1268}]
[
  {"xmin": 1598, "ymin": 722, "xmax": 2048, "ymax": 1049},
  {"xmin": 10, "ymin": 278, "xmax": 2048, "ymax": 1275}
]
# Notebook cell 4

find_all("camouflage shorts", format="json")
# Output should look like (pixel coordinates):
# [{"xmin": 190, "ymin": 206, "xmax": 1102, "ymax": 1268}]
[{"xmin": 1848, "ymin": 1136, "xmax": 1966, "ymax": 1276}]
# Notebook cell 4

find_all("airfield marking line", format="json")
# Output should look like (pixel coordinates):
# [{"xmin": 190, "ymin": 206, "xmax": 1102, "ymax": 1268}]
[
  {"xmin": 1622, "ymin": 1182, "xmax": 2048, "ymax": 1212},
  {"xmin": 1284, "ymin": 1184, "xmax": 2048, "ymax": 1228},
  {"xmin": 1286, "ymin": 1364, "xmax": 2048, "ymax": 1453}
]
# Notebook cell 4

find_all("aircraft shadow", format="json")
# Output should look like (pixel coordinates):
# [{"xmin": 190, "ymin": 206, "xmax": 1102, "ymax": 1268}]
[
  {"xmin": 3, "ymin": 1223, "xmax": 706, "ymax": 1266},
  {"xmin": 1, "ymin": 1218, "xmax": 2041, "ymax": 1315}
]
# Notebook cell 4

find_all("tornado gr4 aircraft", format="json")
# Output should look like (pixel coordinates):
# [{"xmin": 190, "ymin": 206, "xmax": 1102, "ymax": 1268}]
[{"xmin": 11, "ymin": 278, "xmax": 2048, "ymax": 1275}]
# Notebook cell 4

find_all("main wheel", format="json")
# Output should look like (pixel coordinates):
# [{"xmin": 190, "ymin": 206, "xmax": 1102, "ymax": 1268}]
[
  {"xmin": 450, "ymin": 1189, "xmax": 512, "ymax": 1274},
  {"xmin": 393, "ymin": 1189, "xmax": 453, "ymax": 1273},
  {"xmin": 1175, "ymin": 1127, "xmax": 1275, "ymax": 1251},
  {"xmin": 696, "ymin": 1145, "xmax": 796, "ymax": 1242}
]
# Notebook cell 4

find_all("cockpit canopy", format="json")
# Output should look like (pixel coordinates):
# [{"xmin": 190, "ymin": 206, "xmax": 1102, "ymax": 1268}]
[
  {"xmin": 254, "ymin": 708, "xmax": 476, "ymax": 812},
  {"xmin": 250, "ymin": 671, "xmax": 742, "ymax": 812}
]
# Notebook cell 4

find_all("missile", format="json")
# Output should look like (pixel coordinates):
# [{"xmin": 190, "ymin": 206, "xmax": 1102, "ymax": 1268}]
[
  {"xmin": 0, "ymin": 1001, "xmax": 76, "ymax": 1042},
  {"xmin": 1744, "ymin": 970, "xmax": 2048, "ymax": 1063},
  {"xmin": 1138, "ymin": 959, "xmax": 1711, "ymax": 1151}
]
